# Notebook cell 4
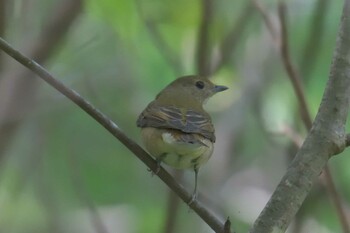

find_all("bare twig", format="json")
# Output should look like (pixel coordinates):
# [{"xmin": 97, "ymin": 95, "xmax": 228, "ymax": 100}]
[
  {"xmin": 211, "ymin": 2, "xmax": 254, "ymax": 74},
  {"xmin": 69, "ymin": 153, "xmax": 110, "ymax": 233},
  {"xmin": 0, "ymin": 0, "xmax": 7, "ymax": 68},
  {"xmin": 252, "ymin": 0, "xmax": 279, "ymax": 44},
  {"xmin": 224, "ymin": 218, "xmax": 231, "ymax": 233},
  {"xmin": 300, "ymin": 0, "xmax": 329, "ymax": 78},
  {"xmin": 162, "ymin": 172, "xmax": 182, "ymax": 233},
  {"xmin": 251, "ymin": 1, "xmax": 350, "ymax": 232},
  {"xmin": 0, "ymin": 0, "xmax": 6, "ymax": 38},
  {"xmin": 135, "ymin": 1, "xmax": 182, "ymax": 74},
  {"xmin": 196, "ymin": 0, "xmax": 213, "ymax": 76},
  {"xmin": 0, "ymin": 37, "xmax": 232, "ymax": 233},
  {"xmin": 278, "ymin": 3, "xmax": 313, "ymax": 129},
  {"xmin": 0, "ymin": 0, "xmax": 83, "ymax": 158},
  {"xmin": 323, "ymin": 165, "xmax": 350, "ymax": 233}
]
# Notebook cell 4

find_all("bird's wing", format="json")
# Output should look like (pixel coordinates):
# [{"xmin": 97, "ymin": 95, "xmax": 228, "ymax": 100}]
[{"xmin": 137, "ymin": 102, "xmax": 216, "ymax": 142}]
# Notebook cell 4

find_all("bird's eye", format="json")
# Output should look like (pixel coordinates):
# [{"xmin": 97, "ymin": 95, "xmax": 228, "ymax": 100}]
[{"xmin": 195, "ymin": 80, "xmax": 205, "ymax": 89}]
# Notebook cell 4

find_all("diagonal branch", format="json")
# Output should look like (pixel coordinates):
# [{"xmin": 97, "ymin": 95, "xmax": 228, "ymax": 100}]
[
  {"xmin": 252, "ymin": 0, "xmax": 279, "ymax": 44},
  {"xmin": 135, "ymin": 1, "xmax": 182, "ymax": 74},
  {"xmin": 0, "ymin": 0, "xmax": 8, "ymax": 69},
  {"xmin": 251, "ymin": 0, "xmax": 350, "ymax": 232},
  {"xmin": 211, "ymin": 1, "xmax": 254, "ymax": 75},
  {"xmin": 300, "ymin": 0, "xmax": 329, "ymax": 79},
  {"xmin": 0, "ymin": 37, "xmax": 232, "ymax": 233},
  {"xmin": 255, "ymin": 1, "xmax": 350, "ymax": 231},
  {"xmin": 278, "ymin": 2, "xmax": 350, "ymax": 232},
  {"xmin": 278, "ymin": 3, "xmax": 313, "ymax": 129}
]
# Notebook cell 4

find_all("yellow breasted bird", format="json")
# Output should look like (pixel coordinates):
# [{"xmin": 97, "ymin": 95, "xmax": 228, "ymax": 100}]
[{"xmin": 136, "ymin": 75, "xmax": 228, "ymax": 201}]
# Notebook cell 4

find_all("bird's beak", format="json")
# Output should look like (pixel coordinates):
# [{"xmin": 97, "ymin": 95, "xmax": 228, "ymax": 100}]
[{"xmin": 214, "ymin": 85, "xmax": 228, "ymax": 93}]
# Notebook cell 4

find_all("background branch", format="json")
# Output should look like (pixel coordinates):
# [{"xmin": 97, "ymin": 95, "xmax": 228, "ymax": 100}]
[
  {"xmin": 211, "ymin": 1, "xmax": 254, "ymax": 74},
  {"xmin": 196, "ymin": 0, "xmax": 213, "ymax": 76},
  {"xmin": 0, "ymin": 0, "xmax": 7, "ymax": 68},
  {"xmin": 278, "ymin": 3, "xmax": 313, "ymax": 129},
  {"xmin": 0, "ymin": 37, "xmax": 232, "ymax": 233},
  {"xmin": 0, "ymin": 0, "xmax": 83, "ymax": 160},
  {"xmin": 300, "ymin": 0, "xmax": 329, "ymax": 78},
  {"xmin": 69, "ymin": 153, "xmax": 110, "ymax": 233},
  {"xmin": 251, "ymin": 0, "xmax": 350, "ymax": 232},
  {"xmin": 136, "ymin": 1, "xmax": 182, "ymax": 74}
]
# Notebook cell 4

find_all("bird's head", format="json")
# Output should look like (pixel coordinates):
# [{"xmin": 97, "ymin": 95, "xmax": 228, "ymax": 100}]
[{"xmin": 156, "ymin": 75, "xmax": 228, "ymax": 107}]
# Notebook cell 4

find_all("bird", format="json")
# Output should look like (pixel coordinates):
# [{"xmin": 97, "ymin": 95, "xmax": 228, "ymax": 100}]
[{"xmin": 136, "ymin": 75, "xmax": 228, "ymax": 202}]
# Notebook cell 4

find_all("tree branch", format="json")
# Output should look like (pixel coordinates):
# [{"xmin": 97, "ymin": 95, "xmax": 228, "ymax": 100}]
[
  {"xmin": 251, "ymin": 0, "xmax": 350, "ymax": 232},
  {"xmin": 278, "ymin": 2, "xmax": 350, "ymax": 232},
  {"xmin": 69, "ymin": 153, "xmax": 110, "ymax": 233},
  {"xmin": 0, "ymin": 0, "xmax": 7, "ymax": 68},
  {"xmin": 278, "ymin": 3, "xmax": 313, "ymax": 129},
  {"xmin": 211, "ymin": 1, "xmax": 254, "ymax": 74},
  {"xmin": 135, "ymin": 1, "xmax": 182, "ymax": 74},
  {"xmin": 162, "ymin": 173, "xmax": 182, "ymax": 233},
  {"xmin": 252, "ymin": 0, "xmax": 279, "ymax": 44},
  {"xmin": 300, "ymin": 0, "xmax": 329, "ymax": 78},
  {"xmin": 0, "ymin": 37, "xmax": 232, "ymax": 233},
  {"xmin": 196, "ymin": 0, "xmax": 213, "ymax": 76},
  {"xmin": 0, "ymin": 0, "xmax": 83, "ymax": 158}
]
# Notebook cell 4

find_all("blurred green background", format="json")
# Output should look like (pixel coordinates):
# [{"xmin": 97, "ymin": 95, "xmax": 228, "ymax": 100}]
[{"xmin": 0, "ymin": 0, "xmax": 348, "ymax": 232}]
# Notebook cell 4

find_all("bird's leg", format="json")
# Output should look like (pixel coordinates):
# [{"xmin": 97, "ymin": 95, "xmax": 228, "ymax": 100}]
[
  {"xmin": 188, "ymin": 167, "xmax": 199, "ymax": 205},
  {"xmin": 148, "ymin": 153, "xmax": 166, "ymax": 176}
]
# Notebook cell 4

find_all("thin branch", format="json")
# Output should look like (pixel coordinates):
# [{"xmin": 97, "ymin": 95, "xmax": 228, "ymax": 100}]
[
  {"xmin": 300, "ymin": 0, "xmax": 329, "ymax": 78},
  {"xmin": 0, "ymin": 37, "xmax": 232, "ymax": 233},
  {"xmin": 0, "ymin": 0, "xmax": 6, "ymax": 38},
  {"xmin": 323, "ymin": 165, "xmax": 350, "ymax": 233},
  {"xmin": 196, "ymin": 0, "xmax": 213, "ymax": 76},
  {"xmin": 224, "ymin": 218, "xmax": 231, "ymax": 233},
  {"xmin": 0, "ymin": 0, "xmax": 7, "ymax": 69},
  {"xmin": 211, "ymin": 1, "xmax": 255, "ymax": 74},
  {"xmin": 278, "ymin": 3, "xmax": 313, "ymax": 129},
  {"xmin": 0, "ymin": 0, "xmax": 83, "ymax": 158},
  {"xmin": 251, "ymin": 1, "xmax": 350, "ymax": 232},
  {"xmin": 69, "ymin": 153, "xmax": 110, "ymax": 233},
  {"xmin": 162, "ymin": 173, "xmax": 182, "ymax": 233},
  {"xmin": 135, "ymin": 1, "xmax": 182, "ymax": 74},
  {"xmin": 252, "ymin": 0, "xmax": 279, "ymax": 45}
]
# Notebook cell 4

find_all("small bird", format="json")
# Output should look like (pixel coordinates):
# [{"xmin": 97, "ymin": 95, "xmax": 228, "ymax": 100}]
[{"xmin": 136, "ymin": 75, "xmax": 228, "ymax": 202}]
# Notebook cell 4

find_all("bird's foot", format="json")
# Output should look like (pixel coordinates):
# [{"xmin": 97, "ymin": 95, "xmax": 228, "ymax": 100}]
[
  {"xmin": 148, "ymin": 159, "xmax": 161, "ymax": 176},
  {"xmin": 187, "ymin": 192, "xmax": 197, "ymax": 206}
]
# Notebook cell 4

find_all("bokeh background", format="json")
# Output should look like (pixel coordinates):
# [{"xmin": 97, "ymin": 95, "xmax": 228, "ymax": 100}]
[{"xmin": 0, "ymin": 0, "xmax": 349, "ymax": 232}]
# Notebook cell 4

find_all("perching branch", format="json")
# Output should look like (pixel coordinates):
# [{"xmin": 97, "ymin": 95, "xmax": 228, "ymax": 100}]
[
  {"xmin": 251, "ymin": 1, "xmax": 350, "ymax": 232},
  {"xmin": 0, "ymin": 37, "xmax": 232, "ymax": 233}
]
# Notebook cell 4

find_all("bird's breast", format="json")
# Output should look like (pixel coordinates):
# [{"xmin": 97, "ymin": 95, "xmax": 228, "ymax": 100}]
[{"xmin": 141, "ymin": 127, "xmax": 214, "ymax": 169}]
